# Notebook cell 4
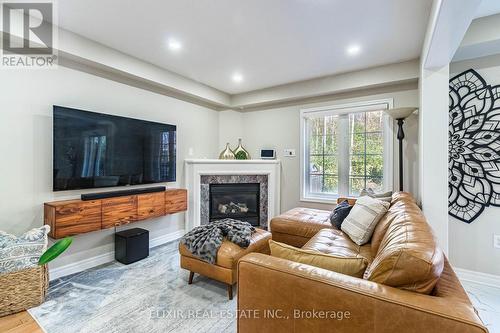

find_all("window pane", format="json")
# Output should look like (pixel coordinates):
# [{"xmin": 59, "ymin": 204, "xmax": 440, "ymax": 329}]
[
  {"xmin": 367, "ymin": 177, "xmax": 383, "ymax": 193},
  {"xmin": 323, "ymin": 176, "xmax": 338, "ymax": 194},
  {"xmin": 310, "ymin": 117, "xmax": 324, "ymax": 136},
  {"xmin": 324, "ymin": 156, "xmax": 338, "ymax": 175},
  {"xmin": 350, "ymin": 132, "xmax": 365, "ymax": 154},
  {"xmin": 366, "ymin": 154, "xmax": 384, "ymax": 179},
  {"xmin": 349, "ymin": 177, "xmax": 365, "ymax": 196},
  {"xmin": 366, "ymin": 133, "xmax": 383, "ymax": 154},
  {"xmin": 349, "ymin": 154, "xmax": 365, "ymax": 176},
  {"xmin": 325, "ymin": 116, "xmax": 338, "ymax": 136},
  {"xmin": 309, "ymin": 156, "xmax": 324, "ymax": 174},
  {"xmin": 324, "ymin": 133, "xmax": 338, "ymax": 154},
  {"xmin": 309, "ymin": 175, "xmax": 323, "ymax": 193},
  {"xmin": 310, "ymin": 134, "xmax": 323, "ymax": 154},
  {"xmin": 324, "ymin": 116, "xmax": 338, "ymax": 154},
  {"xmin": 349, "ymin": 112, "xmax": 365, "ymax": 133},
  {"xmin": 366, "ymin": 111, "xmax": 383, "ymax": 132}
]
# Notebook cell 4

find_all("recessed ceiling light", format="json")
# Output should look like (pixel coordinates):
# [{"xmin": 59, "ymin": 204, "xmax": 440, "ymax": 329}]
[
  {"xmin": 346, "ymin": 44, "xmax": 361, "ymax": 56},
  {"xmin": 232, "ymin": 73, "xmax": 243, "ymax": 83},
  {"xmin": 168, "ymin": 38, "xmax": 182, "ymax": 51}
]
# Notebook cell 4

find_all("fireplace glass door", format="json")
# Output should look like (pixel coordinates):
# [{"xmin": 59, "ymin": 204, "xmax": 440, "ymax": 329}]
[{"xmin": 209, "ymin": 183, "xmax": 260, "ymax": 226}]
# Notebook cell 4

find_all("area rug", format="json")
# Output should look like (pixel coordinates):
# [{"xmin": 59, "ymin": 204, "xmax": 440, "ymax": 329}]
[{"xmin": 29, "ymin": 241, "xmax": 236, "ymax": 333}]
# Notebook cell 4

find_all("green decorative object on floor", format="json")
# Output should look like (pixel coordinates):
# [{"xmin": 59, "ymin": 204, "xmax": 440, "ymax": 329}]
[
  {"xmin": 38, "ymin": 237, "xmax": 73, "ymax": 265},
  {"xmin": 233, "ymin": 138, "xmax": 250, "ymax": 160}
]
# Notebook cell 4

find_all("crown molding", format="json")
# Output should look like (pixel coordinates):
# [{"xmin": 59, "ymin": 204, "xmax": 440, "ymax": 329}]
[
  {"xmin": 422, "ymin": 0, "xmax": 481, "ymax": 69},
  {"xmin": 230, "ymin": 59, "xmax": 419, "ymax": 110},
  {"xmin": 453, "ymin": 13, "xmax": 500, "ymax": 62}
]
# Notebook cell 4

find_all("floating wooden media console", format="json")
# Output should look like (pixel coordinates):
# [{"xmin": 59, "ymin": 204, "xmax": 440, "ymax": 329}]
[{"xmin": 44, "ymin": 189, "xmax": 187, "ymax": 239}]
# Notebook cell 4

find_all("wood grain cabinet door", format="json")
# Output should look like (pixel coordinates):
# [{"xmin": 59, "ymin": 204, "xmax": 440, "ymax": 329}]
[
  {"xmin": 137, "ymin": 192, "xmax": 166, "ymax": 220},
  {"xmin": 53, "ymin": 201, "xmax": 102, "ymax": 238},
  {"xmin": 102, "ymin": 196, "xmax": 138, "ymax": 229},
  {"xmin": 165, "ymin": 189, "xmax": 188, "ymax": 214}
]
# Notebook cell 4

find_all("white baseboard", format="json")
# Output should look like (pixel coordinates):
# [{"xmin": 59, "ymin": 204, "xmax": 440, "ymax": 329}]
[
  {"xmin": 150, "ymin": 229, "xmax": 185, "ymax": 248},
  {"xmin": 455, "ymin": 267, "xmax": 500, "ymax": 289},
  {"xmin": 49, "ymin": 229, "xmax": 184, "ymax": 281}
]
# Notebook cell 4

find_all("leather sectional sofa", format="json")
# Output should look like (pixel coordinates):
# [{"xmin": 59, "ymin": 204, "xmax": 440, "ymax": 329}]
[{"xmin": 237, "ymin": 192, "xmax": 488, "ymax": 333}]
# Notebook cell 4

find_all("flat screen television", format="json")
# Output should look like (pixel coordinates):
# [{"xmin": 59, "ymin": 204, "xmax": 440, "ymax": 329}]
[{"xmin": 53, "ymin": 106, "xmax": 176, "ymax": 191}]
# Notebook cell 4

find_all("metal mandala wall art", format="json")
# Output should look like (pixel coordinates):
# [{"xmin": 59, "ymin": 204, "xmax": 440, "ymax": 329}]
[{"xmin": 449, "ymin": 69, "xmax": 500, "ymax": 223}]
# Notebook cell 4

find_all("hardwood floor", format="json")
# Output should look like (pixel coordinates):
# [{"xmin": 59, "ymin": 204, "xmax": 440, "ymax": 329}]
[{"xmin": 0, "ymin": 311, "xmax": 42, "ymax": 333}]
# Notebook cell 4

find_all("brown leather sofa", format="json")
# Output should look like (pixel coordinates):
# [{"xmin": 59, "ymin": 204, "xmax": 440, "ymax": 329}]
[{"xmin": 237, "ymin": 192, "xmax": 488, "ymax": 333}]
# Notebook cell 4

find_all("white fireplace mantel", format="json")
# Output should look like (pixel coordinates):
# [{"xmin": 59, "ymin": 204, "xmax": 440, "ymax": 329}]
[{"xmin": 184, "ymin": 159, "xmax": 281, "ymax": 230}]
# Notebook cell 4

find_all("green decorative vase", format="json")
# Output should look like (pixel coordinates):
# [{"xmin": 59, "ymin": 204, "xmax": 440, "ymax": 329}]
[
  {"xmin": 233, "ymin": 138, "xmax": 250, "ymax": 160},
  {"xmin": 219, "ymin": 143, "xmax": 235, "ymax": 160}
]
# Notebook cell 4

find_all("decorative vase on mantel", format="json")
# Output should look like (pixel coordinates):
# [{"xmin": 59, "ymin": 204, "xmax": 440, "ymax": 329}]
[
  {"xmin": 233, "ymin": 138, "xmax": 250, "ymax": 160},
  {"xmin": 219, "ymin": 143, "xmax": 235, "ymax": 160}
]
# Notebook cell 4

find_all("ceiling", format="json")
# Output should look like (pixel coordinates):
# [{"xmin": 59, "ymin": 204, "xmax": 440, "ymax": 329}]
[
  {"xmin": 57, "ymin": 0, "xmax": 432, "ymax": 94},
  {"xmin": 475, "ymin": 0, "xmax": 500, "ymax": 18}
]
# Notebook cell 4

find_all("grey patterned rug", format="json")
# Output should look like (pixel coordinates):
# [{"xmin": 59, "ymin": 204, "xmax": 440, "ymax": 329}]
[{"xmin": 29, "ymin": 241, "xmax": 236, "ymax": 333}]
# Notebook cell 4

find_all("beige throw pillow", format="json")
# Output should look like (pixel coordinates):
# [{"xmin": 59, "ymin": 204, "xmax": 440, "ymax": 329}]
[
  {"xmin": 269, "ymin": 240, "xmax": 368, "ymax": 278},
  {"xmin": 341, "ymin": 196, "xmax": 390, "ymax": 245},
  {"xmin": 360, "ymin": 188, "xmax": 393, "ymax": 203}
]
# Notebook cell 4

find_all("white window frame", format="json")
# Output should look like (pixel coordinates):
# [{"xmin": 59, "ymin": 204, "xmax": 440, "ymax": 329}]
[{"xmin": 300, "ymin": 99, "xmax": 394, "ymax": 204}]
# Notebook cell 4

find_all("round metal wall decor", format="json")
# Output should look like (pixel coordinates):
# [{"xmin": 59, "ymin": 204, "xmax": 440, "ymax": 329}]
[{"xmin": 449, "ymin": 69, "xmax": 500, "ymax": 223}]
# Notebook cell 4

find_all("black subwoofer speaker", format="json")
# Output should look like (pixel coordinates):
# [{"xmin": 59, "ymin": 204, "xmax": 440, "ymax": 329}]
[{"xmin": 115, "ymin": 228, "xmax": 149, "ymax": 264}]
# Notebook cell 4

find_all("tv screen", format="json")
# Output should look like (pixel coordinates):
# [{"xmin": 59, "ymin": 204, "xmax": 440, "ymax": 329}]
[{"xmin": 53, "ymin": 106, "xmax": 176, "ymax": 191}]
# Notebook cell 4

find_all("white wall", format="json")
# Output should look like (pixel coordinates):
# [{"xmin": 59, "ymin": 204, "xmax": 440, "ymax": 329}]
[
  {"xmin": 218, "ymin": 110, "xmax": 244, "ymax": 151},
  {"xmin": 220, "ymin": 87, "xmax": 419, "ymax": 212},
  {"xmin": 449, "ymin": 55, "xmax": 500, "ymax": 276},
  {"xmin": 418, "ymin": 65, "xmax": 450, "ymax": 255},
  {"xmin": 0, "ymin": 66, "xmax": 219, "ymax": 270}
]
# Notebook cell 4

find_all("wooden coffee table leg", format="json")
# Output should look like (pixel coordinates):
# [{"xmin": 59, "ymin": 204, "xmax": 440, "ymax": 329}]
[
  {"xmin": 227, "ymin": 284, "xmax": 233, "ymax": 300},
  {"xmin": 188, "ymin": 272, "xmax": 194, "ymax": 284}
]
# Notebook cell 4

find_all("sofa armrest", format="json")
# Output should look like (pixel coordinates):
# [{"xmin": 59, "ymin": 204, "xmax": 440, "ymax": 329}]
[
  {"xmin": 237, "ymin": 253, "xmax": 487, "ymax": 333},
  {"xmin": 337, "ymin": 197, "xmax": 357, "ymax": 205}
]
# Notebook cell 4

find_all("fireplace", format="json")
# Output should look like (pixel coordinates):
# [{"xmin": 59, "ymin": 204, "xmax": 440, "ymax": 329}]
[
  {"xmin": 187, "ymin": 161, "xmax": 280, "ymax": 230},
  {"xmin": 209, "ymin": 183, "xmax": 260, "ymax": 226}
]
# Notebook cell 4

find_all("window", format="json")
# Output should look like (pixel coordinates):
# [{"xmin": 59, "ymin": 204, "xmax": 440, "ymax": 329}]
[{"xmin": 301, "ymin": 100, "xmax": 393, "ymax": 202}]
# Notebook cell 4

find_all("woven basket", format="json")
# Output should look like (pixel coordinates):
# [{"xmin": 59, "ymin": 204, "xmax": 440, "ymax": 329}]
[{"xmin": 0, "ymin": 265, "xmax": 48, "ymax": 317}]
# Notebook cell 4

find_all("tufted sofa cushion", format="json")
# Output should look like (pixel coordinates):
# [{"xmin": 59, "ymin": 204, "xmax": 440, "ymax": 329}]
[
  {"xmin": 302, "ymin": 228, "xmax": 373, "ymax": 264},
  {"xmin": 270, "ymin": 207, "xmax": 332, "ymax": 247},
  {"xmin": 270, "ymin": 235, "xmax": 369, "ymax": 278}
]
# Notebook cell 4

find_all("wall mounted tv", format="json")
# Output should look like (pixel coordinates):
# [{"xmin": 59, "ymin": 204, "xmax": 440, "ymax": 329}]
[{"xmin": 53, "ymin": 106, "xmax": 176, "ymax": 191}]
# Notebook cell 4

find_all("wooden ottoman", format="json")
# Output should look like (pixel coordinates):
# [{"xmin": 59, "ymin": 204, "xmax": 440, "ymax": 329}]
[{"xmin": 179, "ymin": 228, "xmax": 271, "ymax": 300}]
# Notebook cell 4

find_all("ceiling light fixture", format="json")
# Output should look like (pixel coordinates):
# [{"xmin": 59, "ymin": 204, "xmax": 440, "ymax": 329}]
[
  {"xmin": 346, "ymin": 44, "xmax": 361, "ymax": 56},
  {"xmin": 232, "ymin": 72, "xmax": 243, "ymax": 83},
  {"xmin": 168, "ymin": 38, "xmax": 182, "ymax": 51}
]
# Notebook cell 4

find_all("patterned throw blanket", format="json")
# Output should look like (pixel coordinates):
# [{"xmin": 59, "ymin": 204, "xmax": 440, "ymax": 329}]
[{"xmin": 180, "ymin": 219, "xmax": 255, "ymax": 264}]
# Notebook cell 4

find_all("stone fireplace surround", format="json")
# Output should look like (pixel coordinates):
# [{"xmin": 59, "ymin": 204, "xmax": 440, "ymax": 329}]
[
  {"xmin": 200, "ymin": 174, "xmax": 268, "ymax": 228},
  {"xmin": 184, "ymin": 159, "xmax": 281, "ymax": 230}
]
